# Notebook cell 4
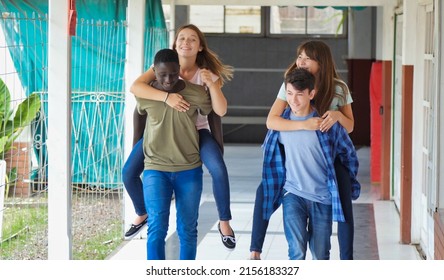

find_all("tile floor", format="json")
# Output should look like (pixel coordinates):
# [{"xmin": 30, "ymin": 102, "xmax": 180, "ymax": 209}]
[{"xmin": 108, "ymin": 145, "xmax": 422, "ymax": 260}]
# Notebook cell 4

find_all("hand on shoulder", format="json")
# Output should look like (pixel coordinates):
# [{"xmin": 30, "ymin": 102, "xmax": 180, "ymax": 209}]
[{"xmin": 165, "ymin": 93, "xmax": 190, "ymax": 112}]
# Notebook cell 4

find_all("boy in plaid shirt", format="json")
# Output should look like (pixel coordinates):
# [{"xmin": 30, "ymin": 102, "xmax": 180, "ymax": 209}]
[{"xmin": 261, "ymin": 68, "xmax": 360, "ymax": 260}]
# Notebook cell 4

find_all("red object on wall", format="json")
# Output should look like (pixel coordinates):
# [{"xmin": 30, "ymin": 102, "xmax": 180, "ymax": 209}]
[
  {"xmin": 69, "ymin": 0, "xmax": 77, "ymax": 36},
  {"xmin": 369, "ymin": 61, "xmax": 382, "ymax": 183}
]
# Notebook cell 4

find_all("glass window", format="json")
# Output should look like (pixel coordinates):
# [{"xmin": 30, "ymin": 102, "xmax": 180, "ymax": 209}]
[
  {"xmin": 165, "ymin": 5, "xmax": 347, "ymax": 37},
  {"xmin": 190, "ymin": 5, "xmax": 224, "ymax": 33},
  {"xmin": 189, "ymin": 5, "xmax": 261, "ymax": 34},
  {"xmin": 270, "ymin": 6, "xmax": 345, "ymax": 36}
]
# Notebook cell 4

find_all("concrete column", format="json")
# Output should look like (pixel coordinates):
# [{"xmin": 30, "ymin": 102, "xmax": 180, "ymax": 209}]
[
  {"xmin": 124, "ymin": 0, "xmax": 146, "ymax": 234},
  {"xmin": 47, "ymin": 0, "xmax": 72, "ymax": 259}
]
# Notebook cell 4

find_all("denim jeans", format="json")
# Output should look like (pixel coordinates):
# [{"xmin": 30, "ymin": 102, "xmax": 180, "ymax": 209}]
[
  {"xmin": 122, "ymin": 130, "xmax": 232, "ymax": 222},
  {"xmin": 249, "ymin": 183, "xmax": 269, "ymax": 253},
  {"xmin": 121, "ymin": 138, "xmax": 146, "ymax": 217},
  {"xmin": 282, "ymin": 193, "xmax": 332, "ymax": 260},
  {"xmin": 199, "ymin": 129, "xmax": 231, "ymax": 221},
  {"xmin": 143, "ymin": 167, "xmax": 203, "ymax": 260},
  {"xmin": 335, "ymin": 158, "xmax": 354, "ymax": 260},
  {"xmin": 250, "ymin": 160, "xmax": 354, "ymax": 260}
]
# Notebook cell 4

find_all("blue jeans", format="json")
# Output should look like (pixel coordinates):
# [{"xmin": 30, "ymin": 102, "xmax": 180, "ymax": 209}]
[
  {"xmin": 199, "ymin": 129, "xmax": 231, "ymax": 221},
  {"xmin": 335, "ymin": 158, "xmax": 354, "ymax": 260},
  {"xmin": 121, "ymin": 130, "xmax": 232, "ymax": 221},
  {"xmin": 282, "ymin": 193, "xmax": 332, "ymax": 260},
  {"xmin": 249, "ymin": 183, "xmax": 269, "ymax": 253},
  {"xmin": 143, "ymin": 167, "xmax": 203, "ymax": 260},
  {"xmin": 122, "ymin": 138, "xmax": 146, "ymax": 217},
  {"xmin": 250, "ymin": 160, "xmax": 354, "ymax": 259}
]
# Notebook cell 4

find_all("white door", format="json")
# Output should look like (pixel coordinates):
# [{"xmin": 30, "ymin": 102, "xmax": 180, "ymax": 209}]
[{"xmin": 418, "ymin": 1, "xmax": 437, "ymax": 260}]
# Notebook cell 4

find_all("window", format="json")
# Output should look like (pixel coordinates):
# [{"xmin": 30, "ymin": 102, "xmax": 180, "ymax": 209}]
[
  {"xmin": 270, "ymin": 6, "xmax": 346, "ymax": 35},
  {"xmin": 162, "ymin": 5, "xmax": 348, "ymax": 37},
  {"xmin": 164, "ymin": 5, "xmax": 348, "ymax": 37},
  {"xmin": 189, "ymin": 5, "xmax": 261, "ymax": 34}
]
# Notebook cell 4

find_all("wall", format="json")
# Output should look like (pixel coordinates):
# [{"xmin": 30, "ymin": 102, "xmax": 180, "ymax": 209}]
[
  {"xmin": 4, "ymin": 142, "xmax": 31, "ymax": 197},
  {"xmin": 434, "ymin": 211, "xmax": 444, "ymax": 260},
  {"xmin": 437, "ymin": 0, "xmax": 444, "ymax": 260},
  {"xmin": 346, "ymin": 7, "xmax": 377, "ymax": 146}
]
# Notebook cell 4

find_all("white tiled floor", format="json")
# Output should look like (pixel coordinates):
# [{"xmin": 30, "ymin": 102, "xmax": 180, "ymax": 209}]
[{"xmin": 108, "ymin": 146, "xmax": 422, "ymax": 260}]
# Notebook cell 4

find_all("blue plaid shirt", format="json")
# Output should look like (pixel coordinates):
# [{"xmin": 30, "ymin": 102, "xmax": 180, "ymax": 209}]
[{"xmin": 261, "ymin": 107, "xmax": 360, "ymax": 222}]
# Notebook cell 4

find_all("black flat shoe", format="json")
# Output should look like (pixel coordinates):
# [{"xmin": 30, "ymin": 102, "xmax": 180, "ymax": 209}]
[
  {"xmin": 124, "ymin": 218, "xmax": 147, "ymax": 240},
  {"xmin": 218, "ymin": 222, "xmax": 236, "ymax": 250}
]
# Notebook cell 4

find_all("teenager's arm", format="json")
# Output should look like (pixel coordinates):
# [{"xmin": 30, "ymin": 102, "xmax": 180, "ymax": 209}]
[
  {"xmin": 207, "ymin": 79, "xmax": 227, "ymax": 116},
  {"xmin": 130, "ymin": 68, "xmax": 190, "ymax": 112},
  {"xmin": 200, "ymin": 69, "xmax": 227, "ymax": 117},
  {"xmin": 130, "ymin": 68, "xmax": 165, "ymax": 101},
  {"xmin": 320, "ymin": 103, "xmax": 354, "ymax": 133},
  {"xmin": 266, "ymin": 98, "xmax": 322, "ymax": 131}
]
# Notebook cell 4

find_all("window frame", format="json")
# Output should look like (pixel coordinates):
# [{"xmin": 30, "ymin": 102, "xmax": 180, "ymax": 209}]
[
  {"xmin": 188, "ymin": 5, "xmax": 265, "ymax": 37},
  {"xmin": 186, "ymin": 6, "xmax": 348, "ymax": 39}
]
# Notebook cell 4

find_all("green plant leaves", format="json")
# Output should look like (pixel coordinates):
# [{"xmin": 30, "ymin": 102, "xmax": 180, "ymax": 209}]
[
  {"xmin": 13, "ymin": 93, "xmax": 41, "ymax": 129},
  {"xmin": 0, "ymin": 78, "xmax": 11, "ymax": 122},
  {"xmin": 0, "ymin": 78, "xmax": 41, "ymax": 155},
  {"xmin": 0, "ymin": 135, "xmax": 8, "ymax": 155}
]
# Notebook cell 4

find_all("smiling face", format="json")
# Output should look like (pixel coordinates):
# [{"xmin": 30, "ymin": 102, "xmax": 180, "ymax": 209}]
[
  {"xmin": 174, "ymin": 28, "xmax": 203, "ymax": 59},
  {"xmin": 153, "ymin": 62, "xmax": 180, "ymax": 92},
  {"xmin": 296, "ymin": 50, "xmax": 320, "ymax": 76},
  {"xmin": 285, "ymin": 83, "xmax": 315, "ymax": 116}
]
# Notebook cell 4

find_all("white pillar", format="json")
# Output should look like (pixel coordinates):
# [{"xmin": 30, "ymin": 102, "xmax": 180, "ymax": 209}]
[
  {"xmin": 402, "ymin": 2, "xmax": 417, "ymax": 66},
  {"xmin": 47, "ymin": 0, "xmax": 72, "ymax": 259},
  {"xmin": 403, "ymin": 0, "xmax": 421, "ymax": 245},
  {"xmin": 169, "ymin": 0, "xmax": 176, "ymax": 48},
  {"xmin": 124, "ymin": 0, "xmax": 146, "ymax": 234},
  {"xmin": 438, "ymin": 0, "xmax": 444, "ymax": 209}
]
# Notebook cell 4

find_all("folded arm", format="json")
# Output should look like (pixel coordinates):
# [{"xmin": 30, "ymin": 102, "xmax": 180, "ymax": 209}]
[
  {"xmin": 130, "ymin": 68, "xmax": 191, "ymax": 112},
  {"xmin": 266, "ymin": 98, "xmax": 322, "ymax": 131}
]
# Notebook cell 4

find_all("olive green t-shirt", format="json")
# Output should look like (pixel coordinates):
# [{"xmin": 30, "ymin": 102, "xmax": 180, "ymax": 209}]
[{"xmin": 136, "ymin": 81, "xmax": 212, "ymax": 172}]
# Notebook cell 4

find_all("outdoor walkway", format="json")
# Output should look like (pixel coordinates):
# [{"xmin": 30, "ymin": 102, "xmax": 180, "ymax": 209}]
[{"xmin": 107, "ymin": 145, "xmax": 422, "ymax": 260}]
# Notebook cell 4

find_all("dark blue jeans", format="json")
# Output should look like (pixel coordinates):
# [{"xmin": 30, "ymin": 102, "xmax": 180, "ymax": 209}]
[
  {"xmin": 143, "ymin": 167, "xmax": 203, "ymax": 260},
  {"xmin": 335, "ymin": 158, "xmax": 354, "ymax": 260},
  {"xmin": 250, "ymin": 159, "xmax": 354, "ymax": 260},
  {"xmin": 122, "ymin": 129, "xmax": 232, "ymax": 221},
  {"xmin": 199, "ymin": 129, "xmax": 231, "ymax": 221},
  {"xmin": 122, "ymin": 138, "xmax": 146, "ymax": 217}
]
